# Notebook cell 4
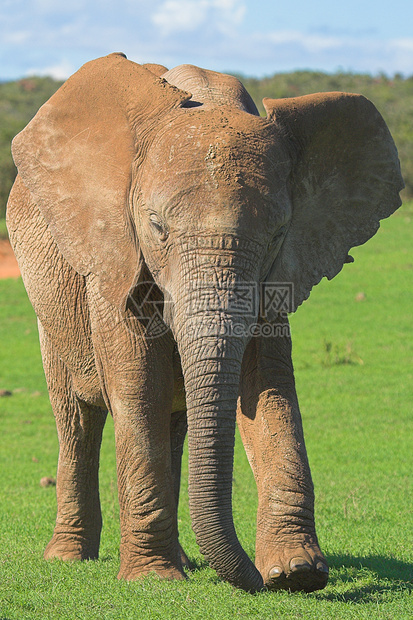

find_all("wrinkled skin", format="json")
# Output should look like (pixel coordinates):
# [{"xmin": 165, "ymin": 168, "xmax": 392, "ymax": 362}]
[{"xmin": 7, "ymin": 53, "xmax": 403, "ymax": 593}]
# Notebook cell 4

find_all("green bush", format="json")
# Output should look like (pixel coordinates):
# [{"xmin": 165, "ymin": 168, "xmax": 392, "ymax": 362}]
[{"xmin": 0, "ymin": 77, "xmax": 63, "ymax": 219}]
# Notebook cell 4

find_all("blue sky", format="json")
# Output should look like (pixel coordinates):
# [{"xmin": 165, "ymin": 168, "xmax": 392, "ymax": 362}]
[{"xmin": 1, "ymin": 0, "xmax": 412, "ymax": 81}]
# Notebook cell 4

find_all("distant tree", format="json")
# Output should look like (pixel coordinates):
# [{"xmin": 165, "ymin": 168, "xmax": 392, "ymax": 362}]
[{"xmin": 0, "ymin": 77, "xmax": 62, "ymax": 219}]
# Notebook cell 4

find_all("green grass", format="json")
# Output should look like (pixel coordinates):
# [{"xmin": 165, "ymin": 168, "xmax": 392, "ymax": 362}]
[
  {"xmin": 0, "ymin": 205, "xmax": 412, "ymax": 618},
  {"xmin": 0, "ymin": 217, "xmax": 8, "ymax": 239}
]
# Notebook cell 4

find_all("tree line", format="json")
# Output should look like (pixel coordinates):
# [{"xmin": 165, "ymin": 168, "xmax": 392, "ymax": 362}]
[{"xmin": 1, "ymin": 70, "xmax": 412, "ymax": 220}]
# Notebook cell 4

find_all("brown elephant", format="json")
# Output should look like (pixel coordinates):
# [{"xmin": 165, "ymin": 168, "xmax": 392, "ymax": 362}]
[{"xmin": 6, "ymin": 53, "xmax": 403, "ymax": 593}]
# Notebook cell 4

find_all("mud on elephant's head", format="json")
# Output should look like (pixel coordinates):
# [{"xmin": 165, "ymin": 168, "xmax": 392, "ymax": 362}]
[{"xmin": 11, "ymin": 53, "xmax": 403, "ymax": 592}]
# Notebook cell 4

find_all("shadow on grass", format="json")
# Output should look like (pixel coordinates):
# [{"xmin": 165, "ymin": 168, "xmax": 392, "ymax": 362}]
[
  {"xmin": 95, "ymin": 553, "xmax": 411, "ymax": 602},
  {"xmin": 184, "ymin": 557, "xmax": 210, "ymax": 572},
  {"xmin": 314, "ymin": 553, "xmax": 413, "ymax": 603},
  {"xmin": 186, "ymin": 554, "xmax": 412, "ymax": 601}
]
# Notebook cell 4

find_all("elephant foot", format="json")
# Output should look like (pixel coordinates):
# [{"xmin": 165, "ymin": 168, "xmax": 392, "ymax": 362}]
[
  {"xmin": 117, "ymin": 561, "xmax": 187, "ymax": 581},
  {"xmin": 118, "ymin": 541, "xmax": 187, "ymax": 581},
  {"xmin": 256, "ymin": 539, "xmax": 329, "ymax": 593},
  {"xmin": 44, "ymin": 532, "xmax": 99, "ymax": 561}
]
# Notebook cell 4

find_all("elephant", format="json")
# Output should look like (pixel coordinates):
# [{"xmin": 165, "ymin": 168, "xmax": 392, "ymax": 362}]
[{"xmin": 6, "ymin": 52, "xmax": 403, "ymax": 593}]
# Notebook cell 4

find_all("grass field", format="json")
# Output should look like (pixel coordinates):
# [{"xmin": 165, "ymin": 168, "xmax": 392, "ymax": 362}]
[
  {"xmin": 0, "ymin": 205, "xmax": 412, "ymax": 619},
  {"xmin": 0, "ymin": 218, "xmax": 8, "ymax": 240}
]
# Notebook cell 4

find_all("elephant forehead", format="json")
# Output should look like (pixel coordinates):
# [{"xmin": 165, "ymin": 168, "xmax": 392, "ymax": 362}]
[
  {"xmin": 152, "ymin": 107, "xmax": 279, "ymax": 162},
  {"xmin": 143, "ymin": 111, "xmax": 289, "ymax": 204},
  {"xmin": 142, "ymin": 150, "xmax": 283, "ymax": 217}
]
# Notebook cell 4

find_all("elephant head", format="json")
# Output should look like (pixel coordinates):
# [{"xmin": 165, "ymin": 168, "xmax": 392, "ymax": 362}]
[{"xmin": 11, "ymin": 53, "xmax": 403, "ymax": 591}]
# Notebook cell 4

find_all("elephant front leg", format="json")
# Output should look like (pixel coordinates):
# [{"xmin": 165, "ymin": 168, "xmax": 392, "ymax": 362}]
[
  {"xmin": 88, "ymin": 281, "xmax": 185, "ymax": 581},
  {"xmin": 113, "ymin": 414, "xmax": 184, "ymax": 581},
  {"xmin": 39, "ymin": 325, "xmax": 107, "ymax": 561},
  {"xmin": 237, "ymin": 319, "xmax": 328, "ymax": 592},
  {"xmin": 111, "ymin": 397, "xmax": 185, "ymax": 581}
]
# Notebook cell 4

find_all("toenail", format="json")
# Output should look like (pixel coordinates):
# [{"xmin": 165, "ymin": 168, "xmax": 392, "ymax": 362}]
[
  {"xmin": 316, "ymin": 561, "xmax": 329, "ymax": 574},
  {"xmin": 290, "ymin": 558, "xmax": 312, "ymax": 572},
  {"xmin": 269, "ymin": 566, "xmax": 283, "ymax": 579}
]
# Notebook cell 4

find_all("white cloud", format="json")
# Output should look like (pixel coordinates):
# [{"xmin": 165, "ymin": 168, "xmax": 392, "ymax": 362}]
[
  {"xmin": 151, "ymin": 0, "xmax": 245, "ymax": 35},
  {"xmin": 152, "ymin": 0, "xmax": 206, "ymax": 33},
  {"xmin": 33, "ymin": 0, "xmax": 85, "ymax": 12},
  {"xmin": 3, "ymin": 30, "xmax": 31, "ymax": 45},
  {"xmin": 26, "ymin": 59, "xmax": 77, "ymax": 80},
  {"xmin": 391, "ymin": 38, "xmax": 413, "ymax": 53},
  {"xmin": 385, "ymin": 37, "xmax": 413, "ymax": 74},
  {"xmin": 267, "ymin": 30, "xmax": 342, "ymax": 53}
]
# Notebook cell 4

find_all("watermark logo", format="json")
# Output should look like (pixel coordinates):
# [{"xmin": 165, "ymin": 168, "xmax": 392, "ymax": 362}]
[
  {"xmin": 127, "ymin": 281, "xmax": 293, "ymax": 339},
  {"xmin": 260, "ymin": 282, "xmax": 294, "ymax": 316},
  {"xmin": 127, "ymin": 281, "xmax": 170, "ymax": 339},
  {"xmin": 185, "ymin": 318, "xmax": 291, "ymax": 340},
  {"xmin": 187, "ymin": 280, "xmax": 259, "ymax": 317}
]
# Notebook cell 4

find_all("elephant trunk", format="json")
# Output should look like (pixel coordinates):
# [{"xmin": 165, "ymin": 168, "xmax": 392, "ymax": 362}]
[{"xmin": 173, "ymin": 298, "xmax": 263, "ymax": 591}]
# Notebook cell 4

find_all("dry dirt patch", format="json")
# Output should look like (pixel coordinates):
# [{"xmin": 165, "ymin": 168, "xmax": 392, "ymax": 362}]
[{"xmin": 0, "ymin": 240, "xmax": 20, "ymax": 279}]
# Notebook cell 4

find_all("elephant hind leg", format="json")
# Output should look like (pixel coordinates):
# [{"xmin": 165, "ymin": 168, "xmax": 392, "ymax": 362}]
[{"xmin": 39, "ymin": 323, "xmax": 107, "ymax": 561}]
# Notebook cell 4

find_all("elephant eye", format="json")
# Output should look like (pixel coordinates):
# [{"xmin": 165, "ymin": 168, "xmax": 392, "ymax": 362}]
[
  {"xmin": 268, "ymin": 224, "xmax": 288, "ymax": 252},
  {"xmin": 149, "ymin": 214, "xmax": 169, "ymax": 241},
  {"xmin": 261, "ymin": 224, "xmax": 289, "ymax": 280}
]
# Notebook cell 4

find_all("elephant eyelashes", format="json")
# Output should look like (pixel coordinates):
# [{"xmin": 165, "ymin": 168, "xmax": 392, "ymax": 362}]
[
  {"xmin": 269, "ymin": 224, "xmax": 288, "ymax": 249},
  {"xmin": 260, "ymin": 224, "xmax": 289, "ymax": 280},
  {"xmin": 267, "ymin": 224, "xmax": 288, "ymax": 258},
  {"xmin": 149, "ymin": 215, "xmax": 169, "ymax": 241}
]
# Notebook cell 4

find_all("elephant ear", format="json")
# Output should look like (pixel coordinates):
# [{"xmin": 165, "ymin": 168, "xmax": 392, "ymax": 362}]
[
  {"xmin": 12, "ymin": 52, "xmax": 190, "ymax": 310},
  {"xmin": 263, "ymin": 92, "xmax": 404, "ymax": 312}
]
